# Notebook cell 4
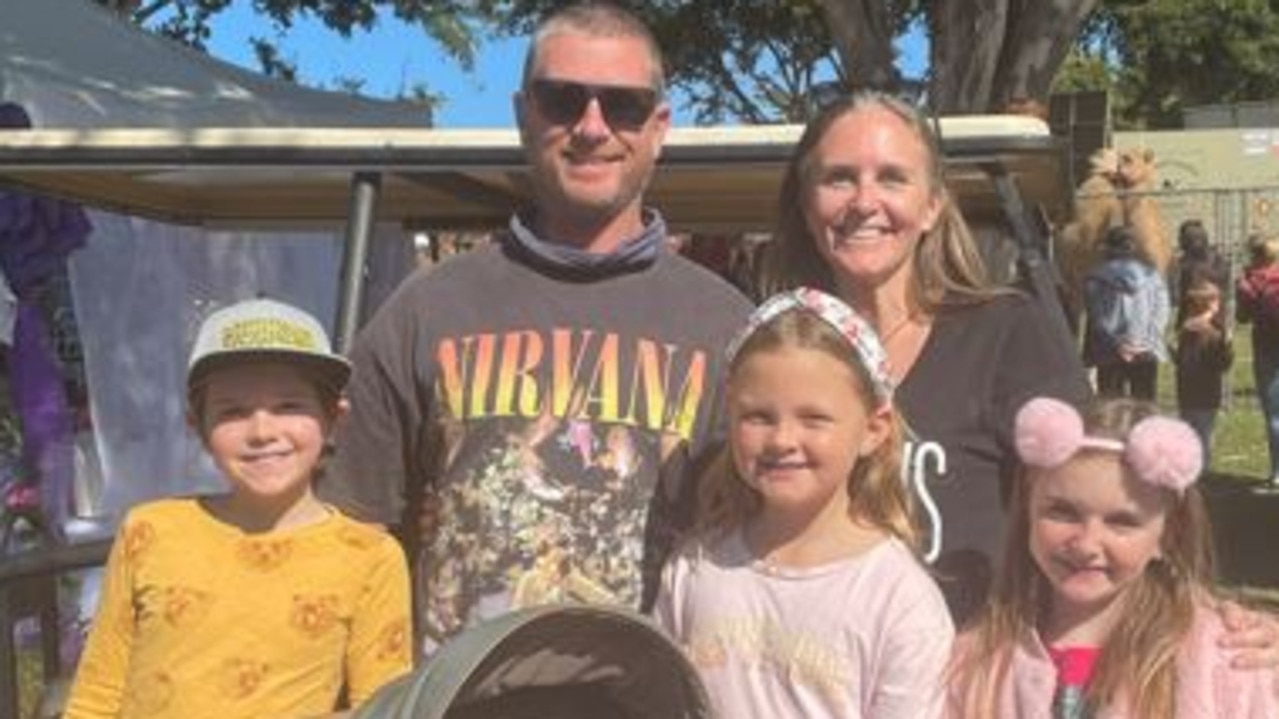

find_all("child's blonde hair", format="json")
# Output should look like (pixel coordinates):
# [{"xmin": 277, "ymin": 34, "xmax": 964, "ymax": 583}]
[
  {"xmin": 695, "ymin": 307, "xmax": 918, "ymax": 551},
  {"xmin": 949, "ymin": 398, "xmax": 1215, "ymax": 719}
]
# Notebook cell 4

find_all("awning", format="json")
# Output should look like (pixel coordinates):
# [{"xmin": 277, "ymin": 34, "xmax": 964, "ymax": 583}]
[
  {"xmin": 0, "ymin": 115, "xmax": 1070, "ymax": 347},
  {"xmin": 0, "ymin": 116, "xmax": 1068, "ymax": 231}
]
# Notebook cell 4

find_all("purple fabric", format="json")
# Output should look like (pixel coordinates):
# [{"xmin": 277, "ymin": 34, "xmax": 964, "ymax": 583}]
[
  {"xmin": 0, "ymin": 185, "xmax": 92, "ymax": 542},
  {"xmin": 10, "ymin": 302, "xmax": 74, "ymax": 536},
  {"xmin": 0, "ymin": 193, "xmax": 92, "ymax": 291}
]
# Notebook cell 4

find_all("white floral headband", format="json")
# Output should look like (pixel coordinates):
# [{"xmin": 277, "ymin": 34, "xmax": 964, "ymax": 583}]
[
  {"xmin": 726, "ymin": 287, "xmax": 895, "ymax": 404},
  {"xmin": 1013, "ymin": 397, "xmax": 1203, "ymax": 493}
]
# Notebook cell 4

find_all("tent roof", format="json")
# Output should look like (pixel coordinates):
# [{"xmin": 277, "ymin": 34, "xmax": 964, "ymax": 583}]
[
  {"xmin": 0, "ymin": 0, "xmax": 427, "ymax": 129},
  {"xmin": 0, "ymin": 115, "xmax": 1068, "ymax": 232}
]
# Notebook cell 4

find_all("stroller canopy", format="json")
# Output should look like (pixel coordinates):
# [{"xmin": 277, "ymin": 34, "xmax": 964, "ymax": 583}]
[{"xmin": 354, "ymin": 604, "xmax": 710, "ymax": 719}]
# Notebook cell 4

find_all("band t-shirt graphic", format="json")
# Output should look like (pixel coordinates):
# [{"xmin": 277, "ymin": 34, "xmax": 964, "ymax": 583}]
[
  {"xmin": 324, "ymin": 218, "xmax": 752, "ymax": 652},
  {"xmin": 423, "ymin": 325, "xmax": 710, "ymax": 644}
]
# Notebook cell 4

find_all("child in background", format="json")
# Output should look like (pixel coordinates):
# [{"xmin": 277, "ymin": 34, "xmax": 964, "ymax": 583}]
[
  {"xmin": 948, "ymin": 397, "xmax": 1278, "ymax": 718},
  {"xmin": 655, "ymin": 287, "xmax": 953, "ymax": 719},
  {"xmin": 1083, "ymin": 225, "xmax": 1170, "ymax": 401},
  {"xmin": 1173, "ymin": 280, "xmax": 1233, "ymax": 466},
  {"xmin": 65, "ymin": 298, "xmax": 412, "ymax": 719}
]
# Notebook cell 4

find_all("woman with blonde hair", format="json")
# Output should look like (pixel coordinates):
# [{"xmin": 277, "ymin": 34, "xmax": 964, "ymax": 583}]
[{"xmin": 758, "ymin": 91, "xmax": 1090, "ymax": 622}]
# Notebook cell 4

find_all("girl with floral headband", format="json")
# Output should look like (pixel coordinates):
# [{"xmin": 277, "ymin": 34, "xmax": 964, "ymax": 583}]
[
  {"xmin": 947, "ymin": 397, "xmax": 1278, "ymax": 718},
  {"xmin": 654, "ymin": 287, "xmax": 953, "ymax": 719}
]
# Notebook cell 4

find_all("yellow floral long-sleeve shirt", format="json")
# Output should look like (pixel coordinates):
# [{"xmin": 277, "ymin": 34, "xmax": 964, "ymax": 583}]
[{"xmin": 64, "ymin": 498, "xmax": 412, "ymax": 718}]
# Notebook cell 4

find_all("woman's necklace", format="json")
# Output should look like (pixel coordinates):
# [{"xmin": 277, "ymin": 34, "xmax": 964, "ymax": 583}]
[
  {"xmin": 878, "ymin": 315, "xmax": 933, "ymax": 384},
  {"xmin": 879, "ymin": 315, "xmax": 914, "ymax": 345}
]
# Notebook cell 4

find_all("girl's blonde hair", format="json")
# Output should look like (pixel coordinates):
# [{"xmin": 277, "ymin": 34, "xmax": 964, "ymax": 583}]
[
  {"xmin": 948, "ymin": 398, "xmax": 1215, "ymax": 719},
  {"xmin": 757, "ymin": 90, "xmax": 999, "ymax": 312},
  {"xmin": 1246, "ymin": 232, "xmax": 1279, "ymax": 266},
  {"xmin": 695, "ymin": 308, "xmax": 918, "ymax": 551}
]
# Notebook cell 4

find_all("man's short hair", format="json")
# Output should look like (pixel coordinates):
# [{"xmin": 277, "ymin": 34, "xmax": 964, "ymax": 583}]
[{"xmin": 520, "ymin": 2, "xmax": 666, "ymax": 96}]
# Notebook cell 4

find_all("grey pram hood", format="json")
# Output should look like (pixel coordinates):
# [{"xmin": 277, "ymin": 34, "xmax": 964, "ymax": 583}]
[{"xmin": 353, "ymin": 604, "xmax": 711, "ymax": 719}]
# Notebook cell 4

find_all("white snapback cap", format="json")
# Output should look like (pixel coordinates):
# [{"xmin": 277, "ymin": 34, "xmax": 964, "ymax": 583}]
[{"xmin": 187, "ymin": 298, "xmax": 351, "ymax": 392}]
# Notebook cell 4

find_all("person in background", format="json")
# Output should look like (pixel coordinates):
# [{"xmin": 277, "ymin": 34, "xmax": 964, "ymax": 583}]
[
  {"xmin": 948, "ymin": 397, "xmax": 1277, "ymax": 718},
  {"xmin": 321, "ymin": 1, "xmax": 752, "ymax": 655},
  {"xmin": 757, "ymin": 90, "xmax": 1090, "ymax": 623},
  {"xmin": 1235, "ymin": 232, "xmax": 1279, "ymax": 487},
  {"xmin": 64, "ymin": 298, "xmax": 412, "ymax": 718},
  {"xmin": 1083, "ymin": 225, "xmax": 1170, "ymax": 401},
  {"xmin": 1173, "ymin": 279, "xmax": 1233, "ymax": 467},
  {"xmin": 656, "ymin": 288, "xmax": 952, "ymax": 719},
  {"xmin": 1173, "ymin": 218, "xmax": 1230, "ymax": 325}
]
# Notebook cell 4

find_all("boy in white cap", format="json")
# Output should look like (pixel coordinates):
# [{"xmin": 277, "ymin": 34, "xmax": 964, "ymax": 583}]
[{"xmin": 65, "ymin": 298, "xmax": 412, "ymax": 719}]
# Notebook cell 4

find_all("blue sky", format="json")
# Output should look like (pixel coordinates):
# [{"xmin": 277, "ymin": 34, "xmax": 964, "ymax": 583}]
[
  {"xmin": 204, "ymin": 2, "xmax": 926, "ymax": 128},
  {"xmin": 206, "ymin": 2, "xmax": 529, "ymax": 127}
]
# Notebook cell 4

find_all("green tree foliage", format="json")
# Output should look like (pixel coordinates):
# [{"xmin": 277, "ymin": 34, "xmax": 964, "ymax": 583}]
[
  {"xmin": 100, "ymin": 0, "xmax": 1279, "ymax": 128},
  {"xmin": 489, "ymin": 0, "xmax": 1098, "ymax": 120},
  {"xmin": 94, "ymin": 0, "xmax": 485, "ymax": 84},
  {"xmin": 1085, "ymin": 0, "xmax": 1279, "ymax": 128},
  {"xmin": 492, "ymin": 0, "xmax": 851, "ymax": 124}
]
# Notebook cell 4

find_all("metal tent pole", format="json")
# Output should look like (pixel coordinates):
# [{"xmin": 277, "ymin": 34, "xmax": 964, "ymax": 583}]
[{"xmin": 335, "ymin": 171, "xmax": 382, "ymax": 354}]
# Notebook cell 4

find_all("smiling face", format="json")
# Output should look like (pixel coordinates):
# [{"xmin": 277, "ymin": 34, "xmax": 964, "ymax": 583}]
[
  {"xmin": 801, "ymin": 105, "xmax": 943, "ymax": 299},
  {"xmin": 728, "ymin": 345, "xmax": 890, "ymax": 527},
  {"xmin": 515, "ymin": 30, "xmax": 670, "ymax": 251},
  {"xmin": 1029, "ymin": 452, "xmax": 1169, "ymax": 629},
  {"xmin": 195, "ymin": 362, "xmax": 341, "ymax": 510}
]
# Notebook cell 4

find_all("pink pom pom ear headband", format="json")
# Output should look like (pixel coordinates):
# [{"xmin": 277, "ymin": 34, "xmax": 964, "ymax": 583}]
[{"xmin": 1013, "ymin": 397, "xmax": 1203, "ymax": 493}]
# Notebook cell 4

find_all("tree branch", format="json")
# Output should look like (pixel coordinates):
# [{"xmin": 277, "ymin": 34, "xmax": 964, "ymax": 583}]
[
  {"xmin": 816, "ymin": 0, "xmax": 899, "ymax": 91},
  {"xmin": 990, "ymin": 0, "xmax": 1101, "ymax": 108},
  {"xmin": 930, "ymin": 0, "xmax": 1008, "ymax": 113}
]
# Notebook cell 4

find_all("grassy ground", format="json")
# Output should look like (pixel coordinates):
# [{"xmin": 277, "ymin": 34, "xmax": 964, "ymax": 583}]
[
  {"xmin": 1150, "ymin": 329, "xmax": 1279, "ymax": 611},
  {"xmin": 1158, "ymin": 328, "xmax": 1269, "ymax": 481}
]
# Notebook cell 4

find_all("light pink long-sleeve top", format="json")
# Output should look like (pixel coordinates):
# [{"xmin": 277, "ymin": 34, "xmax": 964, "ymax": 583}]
[{"xmin": 948, "ymin": 605, "xmax": 1279, "ymax": 718}]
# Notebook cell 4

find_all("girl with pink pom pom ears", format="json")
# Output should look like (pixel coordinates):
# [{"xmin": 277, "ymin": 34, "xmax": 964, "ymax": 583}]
[{"xmin": 946, "ymin": 397, "xmax": 1279, "ymax": 718}]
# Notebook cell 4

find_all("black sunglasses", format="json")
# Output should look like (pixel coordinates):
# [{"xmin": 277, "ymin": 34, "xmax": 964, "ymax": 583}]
[{"xmin": 527, "ymin": 79, "xmax": 660, "ymax": 130}]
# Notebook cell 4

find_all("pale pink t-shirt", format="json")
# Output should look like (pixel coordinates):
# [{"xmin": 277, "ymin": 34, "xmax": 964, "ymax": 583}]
[{"xmin": 655, "ymin": 532, "xmax": 954, "ymax": 719}]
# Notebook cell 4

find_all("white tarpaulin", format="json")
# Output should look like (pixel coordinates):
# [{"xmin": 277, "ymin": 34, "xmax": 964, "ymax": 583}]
[
  {"xmin": 0, "ymin": 0, "xmax": 425, "ymax": 525},
  {"xmin": 0, "ymin": 0, "xmax": 428, "ymax": 129}
]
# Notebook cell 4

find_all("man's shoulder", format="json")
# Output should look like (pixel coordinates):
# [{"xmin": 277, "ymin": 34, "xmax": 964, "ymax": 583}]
[
  {"xmin": 364, "ymin": 243, "xmax": 514, "ymax": 329},
  {"xmin": 404, "ymin": 242, "xmax": 509, "ymax": 290},
  {"xmin": 655, "ymin": 252, "xmax": 754, "ymax": 310}
]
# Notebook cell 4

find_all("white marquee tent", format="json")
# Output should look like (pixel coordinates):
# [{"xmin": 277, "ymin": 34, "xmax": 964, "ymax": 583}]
[
  {"xmin": 0, "ymin": 0, "xmax": 428, "ymax": 129},
  {"xmin": 1, "ymin": 0, "xmax": 429, "ymax": 520}
]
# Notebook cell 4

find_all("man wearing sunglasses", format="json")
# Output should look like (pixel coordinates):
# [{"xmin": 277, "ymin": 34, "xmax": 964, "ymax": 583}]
[{"xmin": 325, "ymin": 2, "xmax": 752, "ymax": 658}]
